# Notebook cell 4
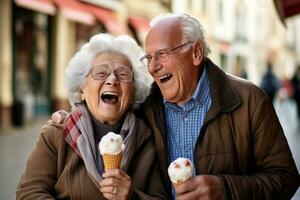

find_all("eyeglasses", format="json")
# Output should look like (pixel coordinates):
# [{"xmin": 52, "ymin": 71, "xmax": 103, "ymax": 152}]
[
  {"xmin": 87, "ymin": 64, "xmax": 133, "ymax": 83},
  {"xmin": 140, "ymin": 41, "xmax": 192, "ymax": 65}
]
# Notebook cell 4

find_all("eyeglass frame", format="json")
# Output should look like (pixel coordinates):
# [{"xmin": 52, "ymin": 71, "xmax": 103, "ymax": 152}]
[
  {"xmin": 140, "ymin": 41, "xmax": 192, "ymax": 65},
  {"xmin": 86, "ymin": 63, "xmax": 134, "ymax": 84}
]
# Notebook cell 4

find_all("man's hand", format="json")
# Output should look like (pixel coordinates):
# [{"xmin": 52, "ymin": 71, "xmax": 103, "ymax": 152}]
[
  {"xmin": 175, "ymin": 175, "xmax": 223, "ymax": 200},
  {"xmin": 41, "ymin": 110, "xmax": 69, "ymax": 131},
  {"xmin": 51, "ymin": 110, "xmax": 69, "ymax": 124}
]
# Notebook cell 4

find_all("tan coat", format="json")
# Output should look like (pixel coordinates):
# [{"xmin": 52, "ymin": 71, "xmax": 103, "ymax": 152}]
[
  {"xmin": 16, "ymin": 116, "xmax": 169, "ymax": 200},
  {"xmin": 142, "ymin": 58, "xmax": 300, "ymax": 200}
]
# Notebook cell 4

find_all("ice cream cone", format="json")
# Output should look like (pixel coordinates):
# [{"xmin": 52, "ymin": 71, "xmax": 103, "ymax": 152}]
[
  {"xmin": 99, "ymin": 132, "xmax": 125, "ymax": 171},
  {"xmin": 102, "ymin": 152, "xmax": 122, "ymax": 170},
  {"xmin": 168, "ymin": 157, "xmax": 194, "ymax": 188}
]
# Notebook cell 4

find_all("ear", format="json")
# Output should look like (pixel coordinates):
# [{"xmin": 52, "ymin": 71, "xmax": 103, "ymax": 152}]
[
  {"xmin": 192, "ymin": 42, "xmax": 204, "ymax": 66},
  {"xmin": 77, "ymin": 87, "xmax": 85, "ymax": 101},
  {"xmin": 81, "ymin": 91, "xmax": 85, "ymax": 101}
]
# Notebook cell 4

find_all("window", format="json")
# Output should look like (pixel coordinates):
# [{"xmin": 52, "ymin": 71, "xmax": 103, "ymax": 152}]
[
  {"xmin": 218, "ymin": 0, "xmax": 224, "ymax": 23},
  {"xmin": 235, "ymin": 2, "xmax": 246, "ymax": 41},
  {"xmin": 201, "ymin": 0, "xmax": 206, "ymax": 14}
]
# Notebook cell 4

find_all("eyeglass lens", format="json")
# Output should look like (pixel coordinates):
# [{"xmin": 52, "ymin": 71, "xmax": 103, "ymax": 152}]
[
  {"xmin": 141, "ymin": 42, "xmax": 191, "ymax": 65},
  {"xmin": 91, "ymin": 64, "xmax": 133, "ymax": 83}
]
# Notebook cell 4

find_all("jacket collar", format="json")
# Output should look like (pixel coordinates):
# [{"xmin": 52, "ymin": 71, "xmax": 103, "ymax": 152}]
[{"xmin": 204, "ymin": 58, "xmax": 241, "ymax": 123}]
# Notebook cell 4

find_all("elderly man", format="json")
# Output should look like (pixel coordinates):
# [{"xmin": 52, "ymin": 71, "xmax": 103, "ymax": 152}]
[
  {"xmin": 139, "ymin": 13, "xmax": 300, "ymax": 199},
  {"xmin": 46, "ymin": 13, "xmax": 300, "ymax": 200}
]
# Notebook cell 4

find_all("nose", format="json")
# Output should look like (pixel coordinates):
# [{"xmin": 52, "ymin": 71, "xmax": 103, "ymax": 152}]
[
  {"xmin": 105, "ymin": 72, "xmax": 118, "ymax": 85},
  {"xmin": 147, "ymin": 59, "xmax": 162, "ymax": 74}
]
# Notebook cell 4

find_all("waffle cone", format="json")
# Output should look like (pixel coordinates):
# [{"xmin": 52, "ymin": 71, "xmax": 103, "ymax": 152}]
[
  {"xmin": 172, "ymin": 177, "xmax": 192, "ymax": 190},
  {"xmin": 173, "ymin": 181, "xmax": 183, "ymax": 190},
  {"xmin": 102, "ymin": 153, "xmax": 122, "ymax": 170}
]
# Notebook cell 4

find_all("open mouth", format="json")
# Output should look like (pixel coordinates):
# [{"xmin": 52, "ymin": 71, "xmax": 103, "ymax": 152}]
[
  {"xmin": 159, "ymin": 74, "xmax": 172, "ymax": 84},
  {"xmin": 101, "ymin": 91, "xmax": 119, "ymax": 104}
]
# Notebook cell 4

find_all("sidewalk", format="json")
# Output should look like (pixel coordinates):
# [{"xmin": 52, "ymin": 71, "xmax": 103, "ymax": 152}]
[
  {"xmin": 0, "ymin": 117, "xmax": 47, "ymax": 200},
  {"xmin": 274, "ymin": 98, "xmax": 300, "ymax": 200}
]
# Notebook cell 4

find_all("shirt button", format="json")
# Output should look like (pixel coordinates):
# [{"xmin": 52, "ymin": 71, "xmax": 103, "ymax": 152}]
[{"xmin": 184, "ymin": 117, "xmax": 188, "ymax": 121}]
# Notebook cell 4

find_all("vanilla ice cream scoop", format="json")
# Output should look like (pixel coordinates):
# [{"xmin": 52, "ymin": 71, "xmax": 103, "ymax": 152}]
[
  {"xmin": 168, "ymin": 157, "xmax": 193, "ymax": 184},
  {"xmin": 99, "ymin": 132, "xmax": 125, "ymax": 155}
]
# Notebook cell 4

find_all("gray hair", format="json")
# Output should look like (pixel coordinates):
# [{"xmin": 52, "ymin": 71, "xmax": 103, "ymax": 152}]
[
  {"xmin": 65, "ymin": 33, "xmax": 153, "ymax": 107},
  {"xmin": 150, "ymin": 13, "xmax": 211, "ymax": 57}
]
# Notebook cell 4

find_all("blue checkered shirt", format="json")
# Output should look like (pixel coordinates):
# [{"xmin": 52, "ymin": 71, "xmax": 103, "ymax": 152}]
[{"xmin": 165, "ymin": 66, "xmax": 211, "ymax": 172}]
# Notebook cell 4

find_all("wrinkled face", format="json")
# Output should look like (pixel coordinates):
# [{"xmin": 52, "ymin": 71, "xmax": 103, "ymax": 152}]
[
  {"xmin": 145, "ymin": 18, "xmax": 202, "ymax": 105},
  {"xmin": 82, "ymin": 52, "xmax": 134, "ymax": 124}
]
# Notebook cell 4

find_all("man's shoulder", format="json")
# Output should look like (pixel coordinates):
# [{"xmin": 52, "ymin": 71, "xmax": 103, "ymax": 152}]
[{"xmin": 226, "ymin": 73, "xmax": 267, "ymax": 101}]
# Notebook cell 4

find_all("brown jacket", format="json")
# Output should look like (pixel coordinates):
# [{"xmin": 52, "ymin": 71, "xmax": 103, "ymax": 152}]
[
  {"xmin": 142, "ymin": 58, "xmax": 300, "ymax": 200},
  {"xmin": 16, "ymin": 116, "xmax": 169, "ymax": 200}
]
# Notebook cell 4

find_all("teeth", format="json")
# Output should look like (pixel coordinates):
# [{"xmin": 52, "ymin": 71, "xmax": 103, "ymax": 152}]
[
  {"xmin": 102, "ymin": 91, "xmax": 119, "ymax": 96},
  {"xmin": 158, "ymin": 74, "xmax": 171, "ymax": 80}
]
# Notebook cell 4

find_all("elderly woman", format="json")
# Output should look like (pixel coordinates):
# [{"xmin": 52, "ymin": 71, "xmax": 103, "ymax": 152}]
[{"xmin": 16, "ymin": 33, "xmax": 169, "ymax": 200}]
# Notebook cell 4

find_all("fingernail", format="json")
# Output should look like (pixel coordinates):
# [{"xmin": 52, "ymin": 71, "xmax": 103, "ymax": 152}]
[{"xmin": 52, "ymin": 113, "xmax": 62, "ymax": 123}]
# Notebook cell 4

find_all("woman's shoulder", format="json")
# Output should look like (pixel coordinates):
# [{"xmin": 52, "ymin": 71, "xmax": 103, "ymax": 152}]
[{"xmin": 39, "ymin": 119, "xmax": 67, "ymax": 148}]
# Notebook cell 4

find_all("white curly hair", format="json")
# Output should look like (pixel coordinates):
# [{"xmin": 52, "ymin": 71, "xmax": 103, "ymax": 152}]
[
  {"xmin": 150, "ymin": 13, "xmax": 211, "ymax": 57},
  {"xmin": 65, "ymin": 33, "xmax": 153, "ymax": 107}
]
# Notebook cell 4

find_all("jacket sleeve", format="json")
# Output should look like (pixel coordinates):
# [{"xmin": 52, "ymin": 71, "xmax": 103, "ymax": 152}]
[
  {"xmin": 132, "ymin": 162, "xmax": 170, "ymax": 200},
  {"xmin": 128, "ymin": 128, "xmax": 170, "ymax": 200},
  {"xmin": 219, "ymin": 90, "xmax": 300, "ymax": 200},
  {"xmin": 16, "ymin": 128, "xmax": 59, "ymax": 200}
]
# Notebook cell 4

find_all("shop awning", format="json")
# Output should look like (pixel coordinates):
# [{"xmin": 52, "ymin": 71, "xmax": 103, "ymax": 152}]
[
  {"xmin": 53, "ymin": 0, "xmax": 95, "ymax": 25},
  {"xmin": 129, "ymin": 16, "xmax": 150, "ymax": 43},
  {"xmin": 86, "ymin": 5, "xmax": 129, "ymax": 35},
  {"xmin": 14, "ymin": 0, "xmax": 56, "ymax": 15},
  {"xmin": 274, "ymin": 0, "xmax": 300, "ymax": 24},
  {"xmin": 14, "ymin": 0, "xmax": 130, "ymax": 34}
]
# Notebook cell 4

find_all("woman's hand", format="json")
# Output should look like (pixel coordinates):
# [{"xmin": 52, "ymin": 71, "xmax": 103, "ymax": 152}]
[{"xmin": 99, "ymin": 169, "xmax": 132, "ymax": 200}]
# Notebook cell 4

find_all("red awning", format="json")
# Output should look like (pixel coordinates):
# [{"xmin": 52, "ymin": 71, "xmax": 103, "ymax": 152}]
[
  {"xmin": 274, "ymin": 0, "xmax": 300, "ymax": 23},
  {"xmin": 52, "ymin": 0, "xmax": 95, "ymax": 25},
  {"xmin": 129, "ymin": 16, "xmax": 150, "ymax": 42},
  {"xmin": 86, "ymin": 4, "xmax": 129, "ymax": 35},
  {"xmin": 14, "ymin": 0, "xmax": 56, "ymax": 15},
  {"xmin": 129, "ymin": 16, "xmax": 150, "ymax": 34}
]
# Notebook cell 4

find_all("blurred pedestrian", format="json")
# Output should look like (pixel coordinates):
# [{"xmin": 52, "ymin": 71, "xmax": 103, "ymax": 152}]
[
  {"xmin": 260, "ymin": 62, "xmax": 281, "ymax": 103},
  {"xmin": 291, "ymin": 66, "xmax": 300, "ymax": 120},
  {"xmin": 274, "ymin": 78, "xmax": 298, "ymax": 134}
]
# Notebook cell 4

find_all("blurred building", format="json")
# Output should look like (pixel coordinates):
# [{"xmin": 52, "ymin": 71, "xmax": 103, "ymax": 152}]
[
  {"xmin": 1, "ymin": 0, "xmax": 299, "ymax": 129},
  {"xmin": 0, "ymin": 0, "xmax": 169, "ymax": 128},
  {"xmin": 172, "ymin": 0, "xmax": 300, "ymax": 84}
]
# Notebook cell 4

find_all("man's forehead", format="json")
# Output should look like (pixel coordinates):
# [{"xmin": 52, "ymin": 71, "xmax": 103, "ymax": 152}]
[
  {"xmin": 145, "ymin": 20, "xmax": 182, "ymax": 52},
  {"xmin": 148, "ymin": 17, "xmax": 180, "ymax": 37}
]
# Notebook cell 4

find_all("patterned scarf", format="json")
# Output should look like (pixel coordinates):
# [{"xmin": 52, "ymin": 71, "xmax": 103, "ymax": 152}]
[{"xmin": 63, "ymin": 104, "xmax": 137, "ymax": 183}]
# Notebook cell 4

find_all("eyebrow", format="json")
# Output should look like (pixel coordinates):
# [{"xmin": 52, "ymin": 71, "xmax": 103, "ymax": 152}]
[{"xmin": 145, "ymin": 47, "xmax": 171, "ymax": 55}]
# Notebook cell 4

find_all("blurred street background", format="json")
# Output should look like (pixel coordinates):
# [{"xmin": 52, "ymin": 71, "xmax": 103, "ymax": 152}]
[{"xmin": 1, "ymin": 0, "xmax": 300, "ymax": 199}]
